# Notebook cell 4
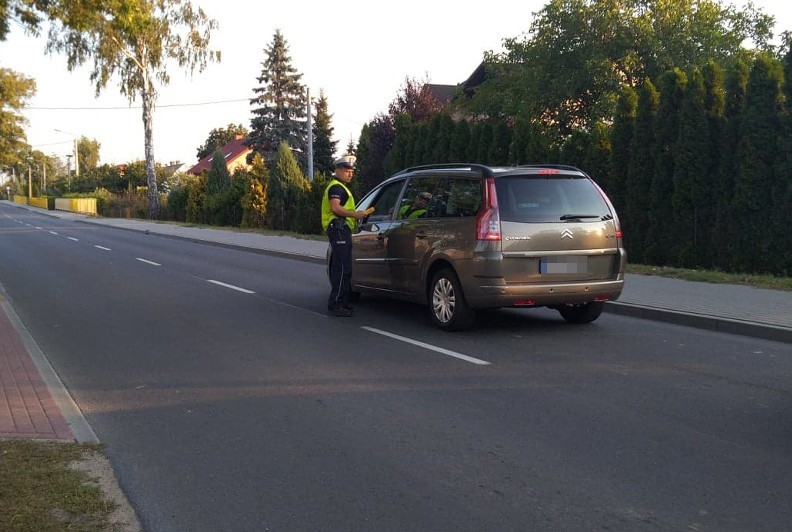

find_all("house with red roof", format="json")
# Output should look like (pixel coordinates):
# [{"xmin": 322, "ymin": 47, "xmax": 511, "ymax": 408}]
[{"xmin": 187, "ymin": 136, "xmax": 252, "ymax": 176}]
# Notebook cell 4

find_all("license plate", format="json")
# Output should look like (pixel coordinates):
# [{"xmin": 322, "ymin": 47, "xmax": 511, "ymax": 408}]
[{"xmin": 540, "ymin": 255, "xmax": 587, "ymax": 274}]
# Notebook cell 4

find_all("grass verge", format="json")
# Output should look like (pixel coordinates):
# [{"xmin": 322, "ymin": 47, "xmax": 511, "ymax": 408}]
[
  {"xmin": 626, "ymin": 263, "xmax": 792, "ymax": 292},
  {"xmin": 0, "ymin": 440, "xmax": 117, "ymax": 531}
]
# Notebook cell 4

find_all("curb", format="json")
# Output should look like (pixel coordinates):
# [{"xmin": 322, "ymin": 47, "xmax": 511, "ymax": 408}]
[{"xmin": 605, "ymin": 301, "xmax": 792, "ymax": 344}]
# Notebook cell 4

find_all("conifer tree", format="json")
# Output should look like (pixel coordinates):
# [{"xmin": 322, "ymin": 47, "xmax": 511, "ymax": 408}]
[
  {"xmin": 241, "ymin": 153, "xmax": 268, "ymax": 228},
  {"xmin": 488, "ymin": 122, "xmax": 512, "ymax": 165},
  {"xmin": 449, "ymin": 120, "xmax": 472, "ymax": 162},
  {"xmin": 312, "ymin": 89, "xmax": 337, "ymax": 176},
  {"xmin": 625, "ymin": 79, "xmax": 660, "ymax": 263},
  {"xmin": 476, "ymin": 122, "xmax": 494, "ymax": 163},
  {"xmin": 248, "ymin": 30, "xmax": 307, "ymax": 165},
  {"xmin": 609, "ymin": 85, "xmax": 637, "ymax": 214},
  {"xmin": 430, "ymin": 113, "xmax": 455, "ymax": 163},
  {"xmin": 508, "ymin": 120, "xmax": 530, "ymax": 165},
  {"xmin": 266, "ymin": 141, "xmax": 309, "ymax": 231},
  {"xmin": 776, "ymin": 43, "xmax": 792, "ymax": 274},
  {"xmin": 583, "ymin": 121, "xmax": 611, "ymax": 188},
  {"xmin": 713, "ymin": 59, "xmax": 748, "ymax": 271},
  {"xmin": 700, "ymin": 61, "xmax": 726, "ymax": 267},
  {"xmin": 672, "ymin": 68, "xmax": 709, "ymax": 267},
  {"xmin": 646, "ymin": 68, "xmax": 687, "ymax": 265},
  {"xmin": 733, "ymin": 54, "xmax": 783, "ymax": 273},
  {"xmin": 384, "ymin": 113, "xmax": 413, "ymax": 175},
  {"xmin": 410, "ymin": 123, "xmax": 428, "ymax": 166},
  {"xmin": 206, "ymin": 149, "xmax": 231, "ymax": 196}
]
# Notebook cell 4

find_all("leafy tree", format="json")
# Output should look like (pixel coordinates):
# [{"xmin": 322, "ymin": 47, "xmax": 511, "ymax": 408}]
[
  {"xmin": 265, "ymin": 141, "xmax": 309, "ymax": 231},
  {"xmin": 732, "ymin": 53, "xmax": 783, "ymax": 274},
  {"xmin": 0, "ymin": 67, "xmax": 35, "ymax": 170},
  {"xmin": 196, "ymin": 123, "xmax": 248, "ymax": 160},
  {"xmin": 464, "ymin": 0, "xmax": 774, "ymax": 134},
  {"xmin": 248, "ymin": 29, "xmax": 307, "ymax": 166},
  {"xmin": 186, "ymin": 174, "xmax": 207, "ymax": 224},
  {"xmin": 388, "ymin": 74, "xmax": 445, "ymax": 123},
  {"xmin": 46, "ymin": 0, "xmax": 220, "ymax": 219},
  {"xmin": 77, "ymin": 136, "xmax": 100, "ymax": 174},
  {"xmin": 312, "ymin": 89, "xmax": 337, "ymax": 176},
  {"xmin": 0, "ymin": 0, "xmax": 49, "ymax": 40}
]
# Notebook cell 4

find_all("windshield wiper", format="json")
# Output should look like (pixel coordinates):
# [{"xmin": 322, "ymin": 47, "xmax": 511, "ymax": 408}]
[{"xmin": 559, "ymin": 213, "xmax": 601, "ymax": 220}]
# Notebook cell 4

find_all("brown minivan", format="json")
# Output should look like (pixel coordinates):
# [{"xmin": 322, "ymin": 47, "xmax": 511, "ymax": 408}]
[{"xmin": 340, "ymin": 164, "xmax": 626, "ymax": 330}]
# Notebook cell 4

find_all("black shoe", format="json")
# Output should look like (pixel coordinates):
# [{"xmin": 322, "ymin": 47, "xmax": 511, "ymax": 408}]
[{"xmin": 328, "ymin": 306, "xmax": 353, "ymax": 317}]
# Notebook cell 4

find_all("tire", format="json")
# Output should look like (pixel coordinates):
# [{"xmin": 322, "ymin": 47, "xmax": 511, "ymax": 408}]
[
  {"xmin": 429, "ymin": 268, "xmax": 476, "ymax": 331},
  {"xmin": 557, "ymin": 301, "xmax": 604, "ymax": 324}
]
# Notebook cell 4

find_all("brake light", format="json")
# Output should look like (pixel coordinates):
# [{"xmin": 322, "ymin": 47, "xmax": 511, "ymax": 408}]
[
  {"xmin": 476, "ymin": 178, "xmax": 501, "ymax": 241},
  {"xmin": 538, "ymin": 168, "xmax": 559, "ymax": 175}
]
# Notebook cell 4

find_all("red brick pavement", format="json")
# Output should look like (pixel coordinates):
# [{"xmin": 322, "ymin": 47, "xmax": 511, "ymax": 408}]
[{"xmin": 0, "ymin": 302, "xmax": 73, "ymax": 441}]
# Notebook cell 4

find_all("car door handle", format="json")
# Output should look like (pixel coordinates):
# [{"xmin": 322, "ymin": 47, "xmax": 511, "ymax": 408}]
[{"xmin": 416, "ymin": 231, "xmax": 427, "ymax": 239}]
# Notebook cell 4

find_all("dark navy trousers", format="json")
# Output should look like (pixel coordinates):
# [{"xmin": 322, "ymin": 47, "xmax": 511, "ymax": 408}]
[{"xmin": 327, "ymin": 220, "xmax": 353, "ymax": 310}]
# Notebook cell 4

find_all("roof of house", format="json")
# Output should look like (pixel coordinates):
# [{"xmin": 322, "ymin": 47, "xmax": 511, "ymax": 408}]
[
  {"xmin": 426, "ymin": 83, "xmax": 457, "ymax": 105},
  {"xmin": 187, "ymin": 138, "xmax": 252, "ymax": 175}
]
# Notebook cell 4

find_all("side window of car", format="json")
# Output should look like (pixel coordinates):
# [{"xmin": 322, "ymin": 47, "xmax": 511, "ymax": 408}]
[
  {"xmin": 356, "ymin": 180, "xmax": 405, "ymax": 222},
  {"xmin": 442, "ymin": 178, "xmax": 481, "ymax": 218},
  {"xmin": 398, "ymin": 177, "xmax": 441, "ymax": 219}
]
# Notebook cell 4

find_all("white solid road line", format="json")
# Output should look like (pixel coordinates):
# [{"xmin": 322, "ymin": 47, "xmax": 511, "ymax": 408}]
[
  {"xmin": 94, "ymin": 245, "xmax": 111, "ymax": 251},
  {"xmin": 361, "ymin": 326, "xmax": 491, "ymax": 366},
  {"xmin": 207, "ymin": 279, "xmax": 256, "ymax": 294},
  {"xmin": 136, "ymin": 258, "xmax": 161, "ymax": 266}
]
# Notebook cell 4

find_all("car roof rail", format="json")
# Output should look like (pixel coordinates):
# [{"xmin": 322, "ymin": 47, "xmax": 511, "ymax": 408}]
[
  {"xmin": 516, "ymin": 164, "xmax": 585, "ymax": 173},
  {"xmin": 393, "ymin": 163, "xmax": 493, "ymax": 177}
]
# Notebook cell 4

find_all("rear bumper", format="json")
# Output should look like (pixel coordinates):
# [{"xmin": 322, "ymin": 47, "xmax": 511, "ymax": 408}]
[{"xmin": 466, "ymin": 279, "xmax": 625, "ymax": 308}]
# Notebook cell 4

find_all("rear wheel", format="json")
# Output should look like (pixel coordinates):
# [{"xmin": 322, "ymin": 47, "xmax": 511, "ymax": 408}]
[
  {"xmin": 557, "ymin": 301, "xmax": 604, "ymax": 324},
  {"xmin": 429, "ymin": 269, "xmax": 476, "ymax": 331}
]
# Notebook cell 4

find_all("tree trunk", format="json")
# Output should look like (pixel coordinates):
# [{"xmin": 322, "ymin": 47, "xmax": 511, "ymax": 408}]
[{"xmin": 142, "ymin": 76, "xmax": 159, "ymax": 219}]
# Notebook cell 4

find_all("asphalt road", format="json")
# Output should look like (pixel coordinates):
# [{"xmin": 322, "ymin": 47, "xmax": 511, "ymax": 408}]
[{"xmin": 1, "ymin": 204, "xmax": 791, "ymax": 532}]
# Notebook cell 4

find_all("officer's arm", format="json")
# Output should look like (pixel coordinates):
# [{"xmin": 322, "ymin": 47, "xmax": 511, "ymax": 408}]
[{"xmin": 330, "ymin": 198, "xmax": 366, "ymax": 220}]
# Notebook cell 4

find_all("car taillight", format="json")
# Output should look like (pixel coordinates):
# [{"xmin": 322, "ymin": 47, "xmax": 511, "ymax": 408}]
[{"xmin": 476, "ymin": 178, "xmax": 501, "ymax": 241}]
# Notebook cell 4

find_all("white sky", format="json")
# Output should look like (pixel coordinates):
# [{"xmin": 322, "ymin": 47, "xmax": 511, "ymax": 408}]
[{"xmin": 1, "ymin": 0, "xmax": 790, "ymax": 167}]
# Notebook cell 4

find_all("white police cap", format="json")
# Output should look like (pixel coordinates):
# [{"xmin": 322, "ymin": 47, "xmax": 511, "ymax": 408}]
[{"xmin": 334, "ymin": 155, "xmax": 356, "ymax": 169}]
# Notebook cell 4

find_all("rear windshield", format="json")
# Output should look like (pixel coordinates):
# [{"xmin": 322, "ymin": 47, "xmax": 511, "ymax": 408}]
[{"xmin": 495, "ymin": 175, "xmax": 612, "ymax": 223}]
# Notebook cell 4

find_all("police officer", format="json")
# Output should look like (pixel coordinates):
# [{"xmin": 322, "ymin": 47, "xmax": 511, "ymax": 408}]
[
  {"xmin": 398, "ymin": 191, "xmax": 432, "ymax": 219},
  {"xmin": 322, "ymin": 155, "xmax": 367, "ymax": 317}
]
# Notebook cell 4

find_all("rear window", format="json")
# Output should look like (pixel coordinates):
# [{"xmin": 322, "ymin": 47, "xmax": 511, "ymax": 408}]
[{"xmin": 495, "ymin": 175, "xmax": 611, "ymax": 223}]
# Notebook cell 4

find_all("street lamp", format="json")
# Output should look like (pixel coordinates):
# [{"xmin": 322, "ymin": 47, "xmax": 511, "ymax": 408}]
[
  {"xmin": 26, "ymin": 153, "xmax": 32, "ymax": 199},
  {"xmin": 54, "ymin": 129, "xmax": 79, "ymax": 177}
]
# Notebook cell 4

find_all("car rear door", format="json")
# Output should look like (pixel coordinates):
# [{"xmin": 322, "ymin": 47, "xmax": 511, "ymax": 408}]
[{"xmin": 495, "ymin": 172, "xmax": 622, "ymax": 283}]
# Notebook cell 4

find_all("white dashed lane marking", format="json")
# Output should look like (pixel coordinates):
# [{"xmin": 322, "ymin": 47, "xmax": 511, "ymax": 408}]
[
  {"xmin": 94, "ymin": 245, "xmax": 111, "ymax": 251},
  {"xmin": 136, "ymin": 258, "xmax": 161, "ymax": 266},
  {"xmin": 67, "ymin": 237, "xmax": 79, "ymax": 242},
  {"xmin": 361, "ymin": 326, "xmax": 491, "ymax": 366},
  {"xmin": 206, "ymin": 280, "xmax": 255, "ymax": 294}
]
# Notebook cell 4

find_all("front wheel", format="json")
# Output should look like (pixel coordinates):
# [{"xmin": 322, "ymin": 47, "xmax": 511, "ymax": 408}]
[
  {"xmin": 429, "ymin": 269, "xmax": 476, "ymax": 331},
  {"xmin": 557, "ymin": 301, "xmax": 604, "ymax": 324}
]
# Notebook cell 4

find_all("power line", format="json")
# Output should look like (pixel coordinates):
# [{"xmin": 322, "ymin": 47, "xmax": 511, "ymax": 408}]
[{"xmin": 27, "ymin": 98, "xmax": 250, "ymax": 111}]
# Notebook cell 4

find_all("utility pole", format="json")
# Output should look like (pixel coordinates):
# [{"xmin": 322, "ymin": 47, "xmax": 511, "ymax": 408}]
[
  {"xmin": 66, "ymin": 154, "xmax": 73, "ymax": 191},
  {"xmin": 74, "ymin": 137, "xmax": 79, "ymax": 176},
  {"xmin": 306, "ymin": 87, "xmax": 313, "ymax": 182}
]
